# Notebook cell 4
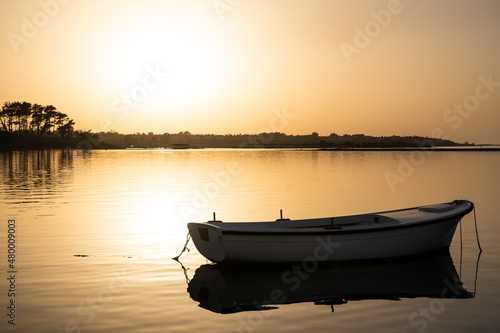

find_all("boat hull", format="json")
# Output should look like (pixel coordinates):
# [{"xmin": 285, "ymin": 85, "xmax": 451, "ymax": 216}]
[
  {"xmin": 220, "ymin": 217, "xmax": 460, "ymax": 262},
  {"xmin": 187, "ymin": 200, "xmax": 473, "ymax": 263}
]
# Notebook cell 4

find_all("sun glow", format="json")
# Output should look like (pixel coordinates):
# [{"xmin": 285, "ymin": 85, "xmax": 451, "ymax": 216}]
[{"xmin": 97, "ymin": 16, "xmax": 224, "ymax": 115}]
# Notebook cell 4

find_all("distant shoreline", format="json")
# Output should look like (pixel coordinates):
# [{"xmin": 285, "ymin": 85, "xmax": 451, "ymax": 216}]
[
  {"xmin": 1, "ymin": 133, "xmax": 498, "ymax": 152},
  {"xmin": 2, "ymin": 146, "xmax": 499, "ymax": 152},
  {"xmin": 317, "ymin": 147, "xmax": 500, "ymax": 152},
  {"xmin": 0, "ymin": 133, "xmax": 123, "ymax": 151}
]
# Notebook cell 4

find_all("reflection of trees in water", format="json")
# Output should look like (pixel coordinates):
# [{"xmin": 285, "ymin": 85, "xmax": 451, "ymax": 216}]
[{"xmin": 0, "ymin": 150, "xmax": 78, "ymax": 201}]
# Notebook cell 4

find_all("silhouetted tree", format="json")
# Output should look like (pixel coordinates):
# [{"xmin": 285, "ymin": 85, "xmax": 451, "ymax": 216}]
[
  {"xmin": 30, "ymin": 103, "xmax": 44, "ymax": 135},
  {"xmin": 56, "ymin": 115, "xmax": 75, "ymax": 138},
  {"xmin": 0, "ymin": 102, "xmax": 21, "ymax": 132},
  {"xmin": 10, "ymin": 102, "xmax": 21, "ymax": 132},
  {"xmin": 19, "ymin": 102, "xmax": 32, "ymax": 132},
  {"xmin": 0, "ymin": 100, "xmax": 76, "ymax": 137},
  {"xmin": 41, "ymin": 105, "xmax": 58, "ymax": 134},
  {"xmin": 0, "ymin": 102, "xmax": 11, "ymax": 132}
]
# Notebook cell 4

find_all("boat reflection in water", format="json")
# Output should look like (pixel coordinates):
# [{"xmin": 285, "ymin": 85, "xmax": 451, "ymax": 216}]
[{"xmin": 187, "ymin": 251, "xmax": 474, "ymax": 314}]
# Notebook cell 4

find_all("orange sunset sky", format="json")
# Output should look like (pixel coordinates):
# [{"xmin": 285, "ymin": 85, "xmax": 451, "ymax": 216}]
[{"xmin": 1, "ymin": 0, "xmax": 499, "ymax": 143}]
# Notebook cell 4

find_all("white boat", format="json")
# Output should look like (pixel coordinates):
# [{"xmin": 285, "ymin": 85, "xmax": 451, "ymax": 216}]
[{"xmin": 187, "ymin": 200, "xmax": 474, "ymax": 263}]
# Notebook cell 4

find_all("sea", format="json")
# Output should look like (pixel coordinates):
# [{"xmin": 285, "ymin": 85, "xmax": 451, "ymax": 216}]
[{"xmin": 0, "ymin": 148, "xmax": 499, "ymax": 333}]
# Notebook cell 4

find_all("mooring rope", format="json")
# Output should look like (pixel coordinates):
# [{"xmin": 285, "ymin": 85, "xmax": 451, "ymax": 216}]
[
  {"xmin": 473, "ymin": 205, "xmax": 483, "ymax": 253},
  {"xmin": 473, "ymin": 250, "xmax": 482, "ymax": 297},
  {"xmin": 459, "ymin": 220, "xmax": 463, "ymax": 279},
  {"xmin": 471, "ymin": 204, "xmax": 482, "ymax": 297},
  {"xmin": 172, "ymin": 232, "xmax": 191, "ymax": 261}
]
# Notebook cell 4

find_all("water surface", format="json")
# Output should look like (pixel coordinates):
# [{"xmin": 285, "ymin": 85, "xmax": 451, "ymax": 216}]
[{"xmin": 0, "ymin": 149, "xmax": 499, "ymax": 332}]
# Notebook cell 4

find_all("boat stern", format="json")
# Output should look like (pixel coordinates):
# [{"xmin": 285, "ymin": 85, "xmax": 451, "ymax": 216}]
[{"xmin": 188, "ymin": 222, "xmax": 225, "ymax": 262}]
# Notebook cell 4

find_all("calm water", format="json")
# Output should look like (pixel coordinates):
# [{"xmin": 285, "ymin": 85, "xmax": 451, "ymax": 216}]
[{"xmin": 0, "ymin": 149, "xmax": 499, "ymax": 333}]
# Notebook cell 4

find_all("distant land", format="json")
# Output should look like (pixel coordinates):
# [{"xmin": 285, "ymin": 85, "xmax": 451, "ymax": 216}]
[
  {"xmin": 1, "ymin": 131, "xmax": 499, "ymax": 151},
  {"xmin": 0, "ymin": 130, "xmax": 475, "ymax": 150},
  {"xmin": 0, "ymin": 132, "xmax": 121, "ymax": 150},
  {"xmin": 0, "ymin": 100, "xmax": 115, "ymax": 150},
  {"xmin": 98, "ymin": 131, "xmax": 474, "ymax": 149},
  {"xmin": 0, "ymin": 100, "xmax": 495, "ymax": 150}
]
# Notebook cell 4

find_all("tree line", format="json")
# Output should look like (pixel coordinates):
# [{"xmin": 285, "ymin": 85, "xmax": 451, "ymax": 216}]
[
  {"xmin": 98, "ymin": 131, "xmax": 463, "ymax": 149},
  {"xmin": 0, "ymin": 101, "xmax": 75, "ymax": 137}
]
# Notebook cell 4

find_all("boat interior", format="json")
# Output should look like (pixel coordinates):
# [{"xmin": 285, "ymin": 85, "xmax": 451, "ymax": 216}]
[{"xmin": 276, "ymin": 214, "xmax": 400, "ymax": 230}]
